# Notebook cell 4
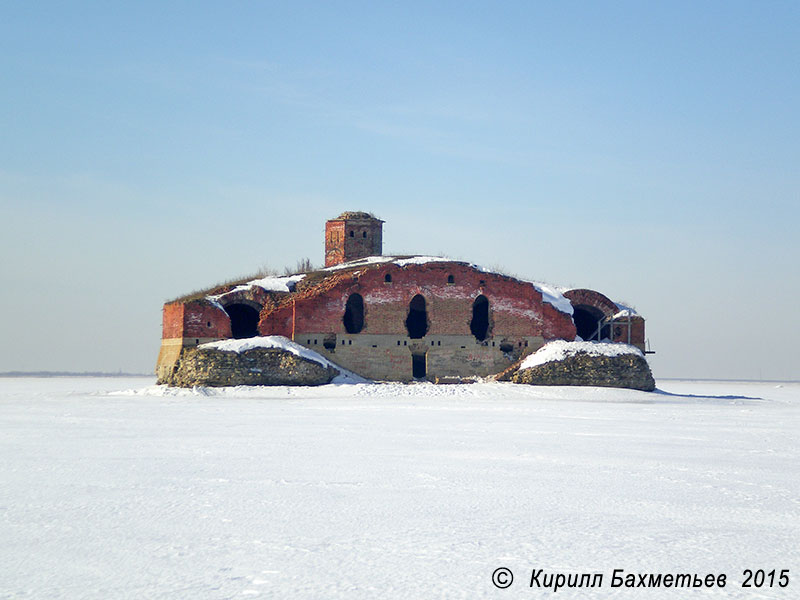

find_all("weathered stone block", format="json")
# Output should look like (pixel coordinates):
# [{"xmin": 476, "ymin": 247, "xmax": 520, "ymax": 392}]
[
  {"xmin": 160, "ymin": 347, "xmax": 339, "ymax": 387},
  {"xmin": 509, "ymin": 351, "xmax": 656, "ymax": 391}
]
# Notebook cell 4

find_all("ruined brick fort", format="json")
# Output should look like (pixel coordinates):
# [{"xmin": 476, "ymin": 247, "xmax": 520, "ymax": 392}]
[{"xmin": 156, "ymin": 211, "xmax": 646, "ymax": 383}]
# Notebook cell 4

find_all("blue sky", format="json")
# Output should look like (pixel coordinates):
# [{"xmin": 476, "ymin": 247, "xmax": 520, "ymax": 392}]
[{"xmin": 2, "ymin": 2, "xmax": 798, "ymax": 378}]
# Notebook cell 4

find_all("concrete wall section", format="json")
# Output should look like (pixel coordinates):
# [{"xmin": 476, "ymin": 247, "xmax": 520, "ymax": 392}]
[{"xmin": 297, "ymin": 332, "xmax": 544, "ymax": 381}]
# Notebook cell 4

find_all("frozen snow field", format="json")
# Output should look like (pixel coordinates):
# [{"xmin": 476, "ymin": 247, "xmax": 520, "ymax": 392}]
[{"xmin": 1, "ymin": 377, "xmax": 798, "ymax": 599}]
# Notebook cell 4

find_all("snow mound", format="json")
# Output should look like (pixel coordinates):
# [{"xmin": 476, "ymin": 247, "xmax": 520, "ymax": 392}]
[
  {"xmin": 521, "ymin": 340, "xmax": 643, "ymax": 370},
  {"xmin": 198, "ymin": 336, "xmax": 368, "ymax": 384}
]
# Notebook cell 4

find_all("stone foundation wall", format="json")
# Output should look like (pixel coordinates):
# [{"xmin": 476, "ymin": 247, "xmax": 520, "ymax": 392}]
[
  {"xmin": 159, "ymin": 347, "xmax": 339, "ymax": 387},
  {"xmin": 294, "ymin": 333, "xmax": 544, "ymax": 381},
  {"xmin": 509, "ymin": 351, "xmax": 656, "ymax": 391}
]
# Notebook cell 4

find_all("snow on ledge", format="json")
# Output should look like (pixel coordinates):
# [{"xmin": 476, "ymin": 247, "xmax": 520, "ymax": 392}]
[
  {"xmin": 322, "ymin": 256, "xmax": 394, "ymax": 271},
  {"xmin": 393, "ymin": 256, "xmax": 456, "ymax": 267},
  {"xmin": 200, "ymin": 335, "xmax": 328, "ymax": 365},
  {"xmin": 520, "ymin": 340, "xmax": 643, "ymax": 370},
  {"xmin": 613, "ymin": 302, "xmax": 640, "ymax": 319},
  {"xmin": 198, "ymin": 336, "xmax": 368, "ymax": 384},
  {"xmin": 248, "ymin": 273, "xmax": 306, "ymax": 292},
  {"xmin": 207, "ymin": 274, "xmax": 306, "ymax": 303},
  {"xmin": 530, "ymin": 281, "xmax": 573, "ymax": 315}
]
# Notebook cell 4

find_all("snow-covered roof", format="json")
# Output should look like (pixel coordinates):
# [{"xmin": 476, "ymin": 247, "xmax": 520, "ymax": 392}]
[
  {"xmin": 204, "ymin": 255, "xmax": 575, "ymax": 316},
  {"xmin": 207, "ymin": 274, "xmax": 306, "ymax": 303},
  {"xmin": 322, "ymin": 255, "xmax": 574, "ymax": 315},
  {"xmin": 520, "ymin": 340, "xmax": 643, "ymax": 371}
]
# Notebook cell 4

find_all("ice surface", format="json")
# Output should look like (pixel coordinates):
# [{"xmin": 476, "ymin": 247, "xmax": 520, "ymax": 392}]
[
  {"xmin": 520, "ymin": 340, "xmax": 644, "ymax": 370},
  {"xmin": 1, "ymin": 377, "xmax": 798, "ymax": 599}
]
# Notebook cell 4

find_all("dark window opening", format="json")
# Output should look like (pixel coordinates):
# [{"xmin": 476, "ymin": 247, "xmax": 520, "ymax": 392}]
[
  {"xmin": 363, "ymin": 231, "xmax": 367, "ymax": 238},
  {"xmin": 447, "ymin": 274, "xmax": 454, "ymax": 284},
  {"xmin": 405, "ymin": 294, "xmax": 428, "ymax": 339},
  {"xmin": 349, "ymin": 340, "xmax": 352, "ymax": 345},
  {"xmin": 412, "ymin": 353, "xmax": 426, "ymax": 379},
  {"xmin": 384, "ymin": 273, "xmax": 392, "ymax": 283},
  {"xmin": 206, "ymin": 321, "xmax": 212, "ymax": 328},
  {"xmin": 470, "ymin": 295, "xmax": 490, "ymax": 341},
  {"xmin": 225, "ymin": 303, "xmax": 260, "ymax": 339},
  {"xmin": 479, "ymin": 279, "xmax": 486, "ymax": 286},
  {"xmin": 573, "ymin": 305, "xmax": 608, "ymax": 341},
  {"xmin": 349, "ymin": 230, "xmax": 354, "ymax": 237},
  {"xmin": 437, "ymin": 341, "xmax": 441, "ymax": 346},
  {"xmin": 343, "ymin": 293, "xmax": 365, "ymax": 334}
]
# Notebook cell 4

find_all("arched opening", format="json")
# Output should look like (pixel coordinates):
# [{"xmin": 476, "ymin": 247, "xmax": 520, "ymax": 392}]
[
  {"xmin": 405, "ymin": 294, "xmax": 428, "ymax": 339},
  {"xmin": 343, "ymin": 293, "xmax": 365, "ymax": 334},
  {"xmin": 447, "ymin": 274, "xmax": 454, "ymax": 284},
  {"xmin": 573, "ymin": 305, "xmax": 608, "ymax": 341},
  {"xmin": 225, "ymin": 303, "xmax": 260, "ymax": 339},
  {"xmin": 384, "ymin": 273, "xmax": 392, "ymax": 283},
  {"xmin": 470, "ymin": 295, "xmax": 490, "ymax": 341}
]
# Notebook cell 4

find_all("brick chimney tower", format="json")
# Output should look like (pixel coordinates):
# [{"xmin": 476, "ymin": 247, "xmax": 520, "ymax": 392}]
[{"xmin": 325, "ymin": 211, "xmax": 384, "ymax": 267}]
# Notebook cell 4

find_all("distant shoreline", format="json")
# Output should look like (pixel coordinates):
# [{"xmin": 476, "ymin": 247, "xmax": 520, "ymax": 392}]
[{"xmin": 0, "ymin": 371, "xmax": 153, "ymax": 378}]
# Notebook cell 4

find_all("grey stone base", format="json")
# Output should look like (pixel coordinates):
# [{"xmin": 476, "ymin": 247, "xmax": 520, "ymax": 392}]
[
  {"xmin": 159, "ymin": 347, "xmax": 339, "ymax": 387},
  {"xmin": 508, "ymin": 352, "xmax": 656, "ymax": 391}
]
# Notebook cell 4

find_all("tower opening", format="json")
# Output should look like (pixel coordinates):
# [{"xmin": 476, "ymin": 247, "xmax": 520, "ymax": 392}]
[
  {"xmin": 343, "ymin": 293, "xmax": 365, "ymax": 334},
  {"xmin": 573, "ymin": 305, "xmax": 607, "ymax": 341},
  {"xmin": 405, "ymin": 294, "xmax": 428, "ymax": 339},
  {"xmin": 470, "ymin": 295, "xmax": 490, "ymax": 341},
  {"xmin": 225, "ymin": 303, "xmax": 259, "ymax": 339}
]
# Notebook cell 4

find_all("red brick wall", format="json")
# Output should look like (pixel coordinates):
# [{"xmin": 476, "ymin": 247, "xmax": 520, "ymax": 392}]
[
  {"xmin": 162, "ymin": 303, "xmax": 185, "ymax": 338},
  {"xmin": 324, "ymin": 221, "xmax": 346, "ymax": 267},
  {"xmin": 161, "ymin": 300, "xmax": 231, "ymax": 339},
  {"xmin": 260, "ymin": 262, "xmax": 576, "ymax": 341}
]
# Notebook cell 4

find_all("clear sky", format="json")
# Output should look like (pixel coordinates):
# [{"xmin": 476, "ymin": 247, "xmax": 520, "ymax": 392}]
[{"xmin": 2, "ymin": 1, "xmax": 798, "ymax": 379}]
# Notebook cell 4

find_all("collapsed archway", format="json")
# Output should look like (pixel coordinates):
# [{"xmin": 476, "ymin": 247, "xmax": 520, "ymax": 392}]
[
  {"xmin": 225, "ymin": 303, "xmax": 260, "ymax": 339},
  {"xmin": 343, "ymin": 293, "xmax": 365, "ymax": 334},
  {"xmin": 470, "ymin": 295, "xmax": 489, "ymax": 341},
  {"xmin": 572, "ymin": 305, "xmax": 607, "ymax": 341},
  {"xmin": 405, "ymin": 294, "xmax": 428, "ymax": 339}
]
